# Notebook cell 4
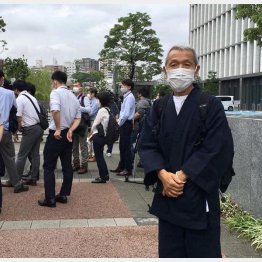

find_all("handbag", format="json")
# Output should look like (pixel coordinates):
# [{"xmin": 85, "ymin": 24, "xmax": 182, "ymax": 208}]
[{"xmin": 22, "ymin": 94, "xmax": 49, "ymax": 130}]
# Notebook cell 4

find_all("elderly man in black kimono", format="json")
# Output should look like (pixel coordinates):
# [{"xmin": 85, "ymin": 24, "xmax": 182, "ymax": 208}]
[{"xmin": 139, "ymin": 46, "xmax": 234, "ymax": 258}]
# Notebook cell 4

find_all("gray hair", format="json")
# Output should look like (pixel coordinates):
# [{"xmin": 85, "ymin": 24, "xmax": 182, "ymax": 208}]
[{"xmin": 165, "ymin": 46, "xmax": 198, "ymax": 66}]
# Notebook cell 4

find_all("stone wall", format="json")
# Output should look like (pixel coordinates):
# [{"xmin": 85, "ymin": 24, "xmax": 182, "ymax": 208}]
[{"xmin": 227, "ymin": 115, "xmax": 262, "ymax": 218}]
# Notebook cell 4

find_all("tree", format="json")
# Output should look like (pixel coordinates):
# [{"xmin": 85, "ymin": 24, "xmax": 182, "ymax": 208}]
[
  {"xmin": 3, "ymin": 56, "xmax": 30, "ymax": 80},
  {"xmin": 89, "ymin": 70, "xmax": 104, "ymax": 82},
  {"xmin": 99, "ymin": 12, "xmax": 163, "ymax": 80},
  {"xmin": 203, "ymin": 71, "xmax": 219, "ymax": 95},
  {"xmin": 96, "ymin": 80, "xmax": 110, "ymax": 92},
  {"xmin": 152, "ymin": 83, "xmax": 172, "ymax": 99},
  {"xmin": 26, "ymin": 69, "xmax": 52, "ymax": 101},
  {"xmin": 0, "ymin": 16, "xmax": 7, "ymax": 54},
  {"xmin": 235, "ymin": 5, "xmax": 262, "ymax": 46},
  {"xmin": 72, "ymin": 72, "xmax": 91, "ymax": 83}
]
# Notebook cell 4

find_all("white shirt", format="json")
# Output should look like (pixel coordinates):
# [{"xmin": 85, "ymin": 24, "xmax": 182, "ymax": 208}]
[
  {"xmin": 91, "ymin": 107, "xmax": 110, "ymax": 136},
  {"xmin": 173, "ymin": 95, "xmax": 188, "ymax": 115},
  {"xmin": 49, "ymin": 86, "xmax": 81, "ymax": 131},
  {"xmin": 16, "ymin": 91, "xmax": 40, "ymax": 127}
]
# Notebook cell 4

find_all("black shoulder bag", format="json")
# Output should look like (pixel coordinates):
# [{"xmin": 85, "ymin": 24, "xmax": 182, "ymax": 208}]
[{"xmin": 22, "ymin": 94, "xmax": 49, "ymax": 130}]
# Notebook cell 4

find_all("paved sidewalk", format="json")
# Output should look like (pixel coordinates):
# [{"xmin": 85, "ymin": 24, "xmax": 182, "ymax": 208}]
[{"xmin": 0, "ymin": 140, "xmax": 261, "ymax": 258}]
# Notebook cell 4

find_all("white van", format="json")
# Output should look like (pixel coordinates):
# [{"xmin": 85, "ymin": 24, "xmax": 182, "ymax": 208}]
[{"xmin": 216, "ymin": 96, "xmax": 234, "ymax": 111}]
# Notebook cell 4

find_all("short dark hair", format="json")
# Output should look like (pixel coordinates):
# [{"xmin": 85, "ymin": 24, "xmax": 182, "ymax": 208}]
[
  {"xmin": 13, "ymin": 80, "xmax": 27, "ymax": 92},
  {"xmin": 89, "ymin": 87, "xmax": 97, "ymax": 96},
  {"xmin": 51, "ymin": 70, "xmax": 67, "ymax": 84},
  {"xmin": 3, "ymin": 79, "xmax": 13, "ymax": 91},
  {"xmin": 0, "ymin": 70, "xmax": 4, "ymax": 78},
  {"xmin": 158, "ymin": 90, "xmax": 166, "ymax": 97},
  {"xmin": 97, "ymin": 91, "xmax": 111, "ymax": 107},
  {"xmin": 136, "ymin": 86, "xmax": 150, "ymax": 98},
  {"xmin": 26, "ymin": 82, "xmax": 36, "ymax": 96},
  {"xmin": 122, "ymin": 79, "xmax": 134, "ymax": 90}
]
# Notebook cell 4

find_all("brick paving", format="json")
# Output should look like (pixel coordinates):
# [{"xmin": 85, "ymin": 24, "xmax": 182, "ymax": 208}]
[{"xmin": 0, "ymin": 140, "xmax": 262, "ymax": 257}]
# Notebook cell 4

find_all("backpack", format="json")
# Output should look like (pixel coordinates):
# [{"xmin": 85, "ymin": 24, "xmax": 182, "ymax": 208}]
[
  {"xmin": 9, "ymin": 105, "xmax": 18, "ymax": 134},
  {"xmin": 144, "ymin": 92, "xmax": 235, "ymax": 194},
  {"xmin": 104, "ymin": 108, "xmax": 119, "ymax": 145}
]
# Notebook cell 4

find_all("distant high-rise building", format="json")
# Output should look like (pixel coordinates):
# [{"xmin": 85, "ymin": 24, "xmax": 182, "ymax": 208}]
[
  {"xmin": 53, "ymin": 58, "xmax": 58, "ymax": 66},
  {"xmin": 64, "ymin": 61, "xmax": 76, "ymax": 80},
  {"xmin": 190, "ymin": 4, "xmax": 262, "ymax": 110},
  {"xmin": 44, "ymin": 65, "xmax": 66, "ymax": 73},
  {"xmin": 36, "ymin": 60, "xmax": 43, "ymax": 68},
  {"xmin": 75, "ymin": 58, "xmax": 99, "ymax": 73},
  {"xmin": 99, "ymin": 59, "xmax": 116, "ymax": 86}
]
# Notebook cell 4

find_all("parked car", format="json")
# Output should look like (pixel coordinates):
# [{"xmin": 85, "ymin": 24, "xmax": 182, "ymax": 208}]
[{"xmin": 216, "ymin": 96, "xmax": 234, "ymax": 111}]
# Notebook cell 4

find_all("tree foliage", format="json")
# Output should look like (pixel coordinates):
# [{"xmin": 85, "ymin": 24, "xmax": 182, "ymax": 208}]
[
  {"xmin": 203, "ymin": 71, "xmax": 219, "ymax": 95},
  {"xmin": 89, "ymin": 70, "xmax": 104, "ymax": 82},
  {"xmin": 152, "ymin": 83, "xmax": 172, "ymax": 99},
  {"xmin": 3, "ymin": 56, "xmax": 30, "ymax": 80},
  {"xmin": 96, "ymin": 79, "xmax": 110, "ymax": 92},
  {"xmin": 0, "ymin": 16, "xmax": 6, "ymax": 32},
  {"xmin": 235, "ymin": 5, "xmax": 262, "ymax": 46},
  {"xmin": 72, "ymin": 72, "xmax": 92, "ymax": 83},
  {"xmin": 72, "ymin": 70, "xmax": 104, "ymax": 84},
  {"xmin": 0, "ymin": 16, "xmax": 7, "ymax": 54},
  {"xmin": 26, "ymin": 69, "xmax": 52, "ymax": 101},
  {"xmin": 99, "ymin": 12, "xmax": 163, "ymax": 80}
]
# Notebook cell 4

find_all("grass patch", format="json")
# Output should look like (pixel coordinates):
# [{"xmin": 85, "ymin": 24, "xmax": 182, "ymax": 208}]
[{"xmin": 221, "ymin": 195, "xmax": 262, "ymax": 250}]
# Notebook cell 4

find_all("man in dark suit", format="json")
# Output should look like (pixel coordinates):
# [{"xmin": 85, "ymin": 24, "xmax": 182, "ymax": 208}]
[{"xmin": 139, "ymin": 46, "xmax": 234, "ymax": 258}]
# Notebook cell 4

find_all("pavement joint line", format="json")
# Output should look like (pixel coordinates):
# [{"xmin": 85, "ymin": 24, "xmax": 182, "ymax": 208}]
[{"xmin": 0, "ymin": 218, "xmax": 140, "ymax": 230}]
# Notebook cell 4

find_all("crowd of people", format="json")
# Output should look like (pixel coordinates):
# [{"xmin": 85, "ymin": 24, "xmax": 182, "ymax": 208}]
[
  {"xmin": 0, "ymin": 45, "xmax": 234, "ymax": 258},
  {"xmin": 0, "ymin": 69, "xmax": 152, "ymax": 209}
]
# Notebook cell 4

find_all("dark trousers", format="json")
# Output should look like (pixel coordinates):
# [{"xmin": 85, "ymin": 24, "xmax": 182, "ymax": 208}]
[
  {"xmin": 106, "ymin": 143, "xmax": 113, "ymax": 154},
  {"xmin": 93, "ymin": 134, "xmax": 108, "ymax": 179},
  {"xmin": 159, "ymin": 218, "xmax": 221, "ymax": 258},
  {"xmin": 118, "ymin": 120, "xmax": 133, "ymax": 172},
  {"xmin": 0, "ymin": 154, "xmax": 3, "ymax": 208},
  {"xmin": 43, "ymin": 129, "xmax": 73, "ymax": 200},
  {"xmin": 0, "ymin": 153, "xmax": 5, "ymax": 177}
]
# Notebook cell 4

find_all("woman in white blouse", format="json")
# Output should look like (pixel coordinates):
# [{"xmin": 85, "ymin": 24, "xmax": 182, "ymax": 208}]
[{"xmin": 88, "ymin": 92, "xmax": 111, "ymax": 183}]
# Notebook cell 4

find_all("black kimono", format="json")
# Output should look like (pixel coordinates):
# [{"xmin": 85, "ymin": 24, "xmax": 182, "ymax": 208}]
[{"xmin": 139, "ymin": 87, "xmax": 234, "ymax": 230}]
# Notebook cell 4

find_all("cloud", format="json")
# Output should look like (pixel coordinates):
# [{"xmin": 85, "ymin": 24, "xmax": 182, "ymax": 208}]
[{"xmin": 0, "ymin": 4, "xmax": 189, "ymax": 67}]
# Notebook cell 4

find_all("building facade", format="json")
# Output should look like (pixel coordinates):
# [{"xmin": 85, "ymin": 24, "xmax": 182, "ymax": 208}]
[
  {"xmin": 44, "ymin": 65, "xmax": 66, "ymax": 73},
  {"xmin": 99, "ymin": 59, "xmax": 115, "ymax": 86},
  {"xmin": 64, "ymin": 61, "xmax": 76, "ymax": 81},
  {"xmin": 189, "ymin": 4, "xmax": 262, "ymax": 110},
  {"xmin": 75, "ymin": 58, "xmax": 99, "ymax": 73}
]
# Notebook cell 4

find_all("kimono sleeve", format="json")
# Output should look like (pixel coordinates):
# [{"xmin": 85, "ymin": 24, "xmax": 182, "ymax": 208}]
[
  {"xmin": 138, "ymin": 100, "xmax": 166, "ymax": 177},
  {"xmin": 181, "ymin": 97, "xmax": 234, "ymax": 193}
]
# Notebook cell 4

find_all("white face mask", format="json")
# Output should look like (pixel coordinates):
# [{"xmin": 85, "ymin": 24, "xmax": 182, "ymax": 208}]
[
  {"xmin": 120, "ymin": 87, "xmax": 128, "ymax": 94},
  {"xmin": 73, "ymin": 87, "xmax": 80, "ymax": 93},
  {"xmin": 166, "ymin": 68, "xmax": 196, "ymax": 92}
]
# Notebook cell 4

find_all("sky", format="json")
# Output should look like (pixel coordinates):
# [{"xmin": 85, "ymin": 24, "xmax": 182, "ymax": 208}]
[{"xmin": 0, "ymin": 4, "xmax": 189, "ymax": 67}]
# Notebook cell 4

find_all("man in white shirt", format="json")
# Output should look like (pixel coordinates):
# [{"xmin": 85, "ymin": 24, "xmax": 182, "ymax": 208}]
[
  {"xmin": 38, "ymin": 71, "xmax": 81, "ymax": 208},
  {"xmin": 13, "ymin": 80, "xmax": 44, "ymax": 186}
]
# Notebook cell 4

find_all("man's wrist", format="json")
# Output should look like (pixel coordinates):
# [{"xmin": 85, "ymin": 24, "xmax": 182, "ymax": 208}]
[
  {"xmin": 157, "ymin": 169, "xmax": 167, "ymax": 179},
  {"xmin": 177, "ymin": 170, "xmax": 187, "ymax": 182}
]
